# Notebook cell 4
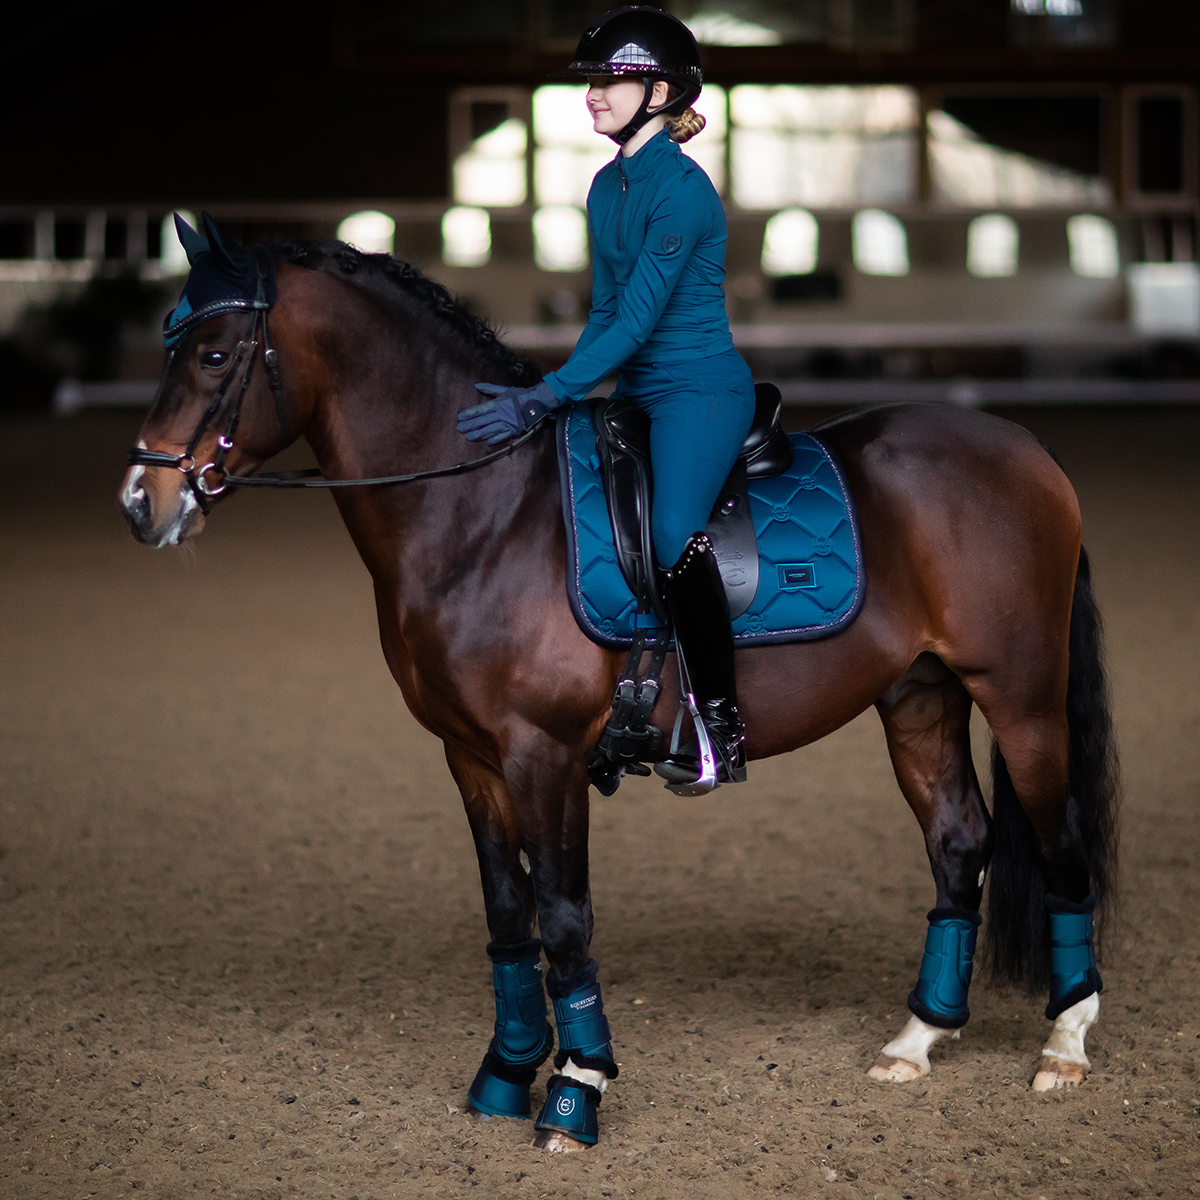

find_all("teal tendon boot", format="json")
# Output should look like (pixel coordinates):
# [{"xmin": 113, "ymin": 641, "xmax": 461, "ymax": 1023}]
[
  {"xmin": 1046, "ymin": 893, "xmax": 1103, "ymax": 1020},
  {"xmin": 467, "ymin": 940, "xmax": 553, "ymax": 1118},
  {"xmin": 907, "ymin": 907, "xmax": 982, "ymax": 1029},
  {"xmin": 534, "ymin": 960, "xmax": 619, "ymax": 1145}
]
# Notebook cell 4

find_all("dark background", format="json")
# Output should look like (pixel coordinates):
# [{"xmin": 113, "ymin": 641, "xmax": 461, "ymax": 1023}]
[{"xmin": 3, "ymin": 0, "xmax": 1197, "ymax": 205}]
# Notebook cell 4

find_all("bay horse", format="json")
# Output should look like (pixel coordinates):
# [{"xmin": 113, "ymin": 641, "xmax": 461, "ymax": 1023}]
[{"xmin": 118, "ymin": 231, "xmax": 1118, "ymax": 1152}]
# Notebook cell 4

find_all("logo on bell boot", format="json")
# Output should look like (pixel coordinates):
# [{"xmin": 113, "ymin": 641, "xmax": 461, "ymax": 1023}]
[{"xmin": 555, "ymin": 1094, "xmax": 576, "ymax": 1117}]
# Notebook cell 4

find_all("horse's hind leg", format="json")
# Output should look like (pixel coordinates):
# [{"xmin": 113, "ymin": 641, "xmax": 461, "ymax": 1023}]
[
  {"xmin": 982, "ymin": 711, "xmax": 1103, "ymax": 1093},
  {"xmin": 868, "ymin": 653, "xmax": 994, "ymax": 1083},
  {"xmin": 968, "ymin": 549, "xmax": 1117, "ymax": 1094}
]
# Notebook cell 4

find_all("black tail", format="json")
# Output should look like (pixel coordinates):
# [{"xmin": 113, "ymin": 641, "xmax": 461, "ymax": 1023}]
[{"xmin": 985, "ymin": 545, "xmax": 1121, "ymax": 990}]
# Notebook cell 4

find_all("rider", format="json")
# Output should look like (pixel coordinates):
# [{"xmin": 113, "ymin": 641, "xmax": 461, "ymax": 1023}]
[{"xmin": 457, "ymin": 5, "xmax": 755, "ymax": 789}]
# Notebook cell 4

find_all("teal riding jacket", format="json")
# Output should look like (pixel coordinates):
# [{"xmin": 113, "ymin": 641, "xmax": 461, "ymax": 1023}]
[{"xmin": 544, "ymin": 128, "xmax": 736, "ymax": 402}]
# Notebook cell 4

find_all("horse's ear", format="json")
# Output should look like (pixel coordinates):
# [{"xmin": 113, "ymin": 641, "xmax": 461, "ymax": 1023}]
[
  {"xmin": 201, "ymin": 211, "xmax": 250, "ymax": 275},
  {"xmin": 174, "ymin": 213, "xmax": 209, "ymax": 265}
]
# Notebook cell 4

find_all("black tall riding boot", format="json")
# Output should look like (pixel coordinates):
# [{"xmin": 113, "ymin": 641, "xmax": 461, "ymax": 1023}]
[{"xmin": 654, "ymin": 532, "xmax": 747, "ymax": 792}]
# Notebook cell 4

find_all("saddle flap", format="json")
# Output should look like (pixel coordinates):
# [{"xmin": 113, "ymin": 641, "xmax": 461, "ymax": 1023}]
[{"xmin": 592, "ymin": 397, "xmax": 661, "ymax": 619}]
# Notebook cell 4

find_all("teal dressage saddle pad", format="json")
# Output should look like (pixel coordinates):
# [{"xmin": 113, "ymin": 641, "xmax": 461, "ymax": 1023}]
[{"xmin": 556, "ymin": 405, "xmax": 865, "ymax": 648}]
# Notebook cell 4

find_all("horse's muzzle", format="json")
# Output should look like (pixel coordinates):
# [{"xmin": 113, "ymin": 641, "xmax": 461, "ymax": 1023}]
[{"xmin": 119, "ymin": 463, "xmax": 204, "ymax": 547}]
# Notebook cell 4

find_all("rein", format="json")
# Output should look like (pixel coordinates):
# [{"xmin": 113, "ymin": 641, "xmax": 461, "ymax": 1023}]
[{"xmin": 127, "ymin": 251, "xmax": 546, "ymax": 510}]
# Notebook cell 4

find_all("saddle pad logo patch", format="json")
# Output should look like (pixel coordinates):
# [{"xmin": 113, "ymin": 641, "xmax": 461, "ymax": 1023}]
[{"xmin": 778, "ymin": 563, "xmax": 816, "ymax": 590}]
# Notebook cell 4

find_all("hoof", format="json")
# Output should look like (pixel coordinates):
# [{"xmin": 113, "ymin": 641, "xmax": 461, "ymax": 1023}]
[
  {"xmin": 868, "ymin": 1054, "xmax": 927, "ymax": 1083},
  {"xmin": 1032, "ymin": 1055, "xmax": 1088, "ymax": 1092},
  {"xmin": 533, "ymin": 1129, "xmax": 589, "ymax": 1153}
]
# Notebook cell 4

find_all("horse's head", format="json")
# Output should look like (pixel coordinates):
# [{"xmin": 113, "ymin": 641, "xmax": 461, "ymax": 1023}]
[{"xmin": 119, "ymin": 214, "xmax": 306, "ymax": 547}]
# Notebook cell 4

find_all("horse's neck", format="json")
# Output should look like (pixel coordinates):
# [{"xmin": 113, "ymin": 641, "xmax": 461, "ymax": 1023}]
[{"xmin": 307, "ymin": 366, "xmax": 557, "ymax": 603}]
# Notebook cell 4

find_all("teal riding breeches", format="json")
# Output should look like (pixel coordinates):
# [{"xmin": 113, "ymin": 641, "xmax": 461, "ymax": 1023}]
[{"xmin": 616, "ymin": 347, "xmax": 756, "ymax": 567}]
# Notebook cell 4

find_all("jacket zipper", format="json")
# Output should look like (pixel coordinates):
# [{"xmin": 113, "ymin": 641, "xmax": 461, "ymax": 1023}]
[{"xmin": 617, "ymin": 159, "xmax": 628, "ymax": 252}]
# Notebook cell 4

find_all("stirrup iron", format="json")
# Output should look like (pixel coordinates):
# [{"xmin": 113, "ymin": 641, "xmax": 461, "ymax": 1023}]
[{"xmin": 663, "ymin": 693, "xmax": 720, "ymax": 796}]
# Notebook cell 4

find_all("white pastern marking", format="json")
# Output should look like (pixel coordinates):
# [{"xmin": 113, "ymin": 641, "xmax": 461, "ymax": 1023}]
[
  {"xmin": 1041, "ymin": 992, "xmax": 1099, "ymax": 1068},
  {"xmin": 879, "ymin": 1014, "xmax": 959, "ymax": 1076},
  {"xmin": 561, "ymin": 1058, "xmax": 608, "ymax": 1095}
]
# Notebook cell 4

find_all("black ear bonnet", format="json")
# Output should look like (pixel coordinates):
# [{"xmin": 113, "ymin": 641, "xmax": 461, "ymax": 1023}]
[{"xmin": 163, "ymin": 212, "xmax": 277, "ymax": 346}]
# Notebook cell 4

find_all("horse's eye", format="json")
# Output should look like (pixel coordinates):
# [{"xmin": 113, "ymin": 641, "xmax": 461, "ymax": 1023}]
[{"xmin": 200, "ymin": 350, "xmax": 230, "ymax": 370}]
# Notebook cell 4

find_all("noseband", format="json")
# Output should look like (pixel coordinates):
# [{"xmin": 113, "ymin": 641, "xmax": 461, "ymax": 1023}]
[{"xmin": 126, "ymin": 249, "xmax": 546, "ymax": 512}]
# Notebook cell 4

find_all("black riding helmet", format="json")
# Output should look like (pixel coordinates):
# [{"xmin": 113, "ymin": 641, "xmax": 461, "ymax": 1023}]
[{"xmin": 564, "ymin": 6, "xmax": 703, "ymax": 145}]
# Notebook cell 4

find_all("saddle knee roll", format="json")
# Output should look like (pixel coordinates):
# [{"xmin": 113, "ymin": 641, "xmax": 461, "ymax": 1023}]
[{"xmin": 907, "ymin": 908, "xmax": 982, "ymax": 1030}]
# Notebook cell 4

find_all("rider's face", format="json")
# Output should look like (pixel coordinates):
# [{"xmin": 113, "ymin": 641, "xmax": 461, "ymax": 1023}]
[{"xmin": 586, "ymin": 76, "xmax": 669, "ymax": 135}]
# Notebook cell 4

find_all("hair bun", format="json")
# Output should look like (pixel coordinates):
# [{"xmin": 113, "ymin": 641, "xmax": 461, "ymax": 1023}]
[{"xmin": 666, "ymin": 107, "xmax": 706, "ymax": 143}]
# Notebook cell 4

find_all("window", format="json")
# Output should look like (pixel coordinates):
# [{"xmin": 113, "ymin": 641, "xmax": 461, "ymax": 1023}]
[
  {"xmin": 671, "ymin": 0, "xmax": 911, "ymax": 49},
  {"xmin": 1127, "ymin": 263, "xmax": 1200, "ymax": 336},
  {"xmin": 672, "ymin": 1, "xmax": 827, "ymax": 45},
  {"xmin": 761, "ymin": 208, "xmax": 819, "ymax": 276},
  {"xmin": 450, "ymin": 89, "xmax": 531, "ymax": 208},
  {"xmin": 534, "ymin": 86, "xmax": 616, "ymax": 208},
  {"xmin": 161, "ymin": 210, "xmax": 197, "ymax": 273},
  {"xmin": 967, "ymin": 214, "xmax": 1019, "ymax": 277},
  {"xmin": 337, "ymin": 211, "xmax": 395, "ymax": 255},
  {"xmin": 729, "ymin": 86, "xmax": 917, "ymax": 209},
  {"xmin": 533, "ymin": 206, "xmax": 589, "ymax": 271},
  {"xmin": 928, "ymin": 108, "xmax": 1109, "ymax": 208},
  {"xmin": 1010, "ymin": 0, "xmax": 1114, "ymax": 47},
  {"xmin": 442, "ymin": 207, "xmax": 491, "ymax": 267},
  {"xmin": 454, "ymin": 119, "xmax": 528, "ymax": 208},
  {"xmin": 1066, "ymin": 215, "xmax": 1119, "ymax": 279},
  {"xmin": 1123, "ymin": 88, "xmax": 1196, "ymax": 207},
  {"xmin": 852, "ymin": 209, "xmax": 908, "ymax": 276},
  {"xmin": 533, "ymin": 84, "xmax": 727, "ymax": 206}
]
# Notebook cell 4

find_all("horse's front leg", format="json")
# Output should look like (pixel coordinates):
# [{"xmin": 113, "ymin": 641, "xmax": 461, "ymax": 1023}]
[
  {"xmin": 445, "ymin": 747, "xmax": 555, "ymax": 1121},
  {"xmin": 502, "ymin": 733, "xmax": 617, "ymax": 1154},
  {"xmin": 870, "ymin": 656, "xmax": 993, "ymax": 1082},
  {"xmin": 448, "ymin": 734, "xmax": 617, "ymax": 1152}
]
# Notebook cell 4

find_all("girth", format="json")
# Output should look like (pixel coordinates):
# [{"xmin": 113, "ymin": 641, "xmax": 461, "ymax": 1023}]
[{"xmin": 591, "ymin": 381, "xmax": 793, "ymax": 621}]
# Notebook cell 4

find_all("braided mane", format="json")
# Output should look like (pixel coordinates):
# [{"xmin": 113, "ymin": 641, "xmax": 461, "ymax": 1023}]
[{"xmin": 269, "ymin": 240, "xmax": 543, "ymax": 387}]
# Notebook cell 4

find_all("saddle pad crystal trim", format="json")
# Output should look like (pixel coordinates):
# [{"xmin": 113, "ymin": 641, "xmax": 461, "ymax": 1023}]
[{"xmin": 556, "ymin": 406, "xmax": 865, "ymax": 649}]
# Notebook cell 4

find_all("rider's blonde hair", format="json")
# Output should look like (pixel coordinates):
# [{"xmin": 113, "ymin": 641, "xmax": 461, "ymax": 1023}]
[{"xmin": 663, "ymin": 84, "xmax": 706, "ymax": 143}]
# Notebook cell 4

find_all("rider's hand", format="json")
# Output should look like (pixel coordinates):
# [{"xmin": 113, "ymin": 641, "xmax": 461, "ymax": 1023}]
[{"xmin": 457, "ymin": 380, "xmax": 559, "ymax": 445}]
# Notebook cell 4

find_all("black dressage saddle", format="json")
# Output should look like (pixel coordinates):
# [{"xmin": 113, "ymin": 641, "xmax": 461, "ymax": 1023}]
[{"xmin": 591, "ymin": 382, "xmax": 794, "ymax": 621}]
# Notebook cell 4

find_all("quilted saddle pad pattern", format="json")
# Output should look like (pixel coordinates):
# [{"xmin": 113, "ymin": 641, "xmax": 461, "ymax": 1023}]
[{"xmin": 557, "ymin": 406, "xmax": 865, "ymax": 649}]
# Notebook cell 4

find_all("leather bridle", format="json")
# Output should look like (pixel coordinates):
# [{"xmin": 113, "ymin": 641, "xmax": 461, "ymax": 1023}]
[{"xmin": 126, "ymin": 249, "xmax": 547, "ymax": 513}]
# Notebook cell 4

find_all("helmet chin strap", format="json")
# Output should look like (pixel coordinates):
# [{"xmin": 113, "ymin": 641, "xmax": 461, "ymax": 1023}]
[{"xmin": 611, "ymin": 78, "xmax": 673, "ymax": 146}]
